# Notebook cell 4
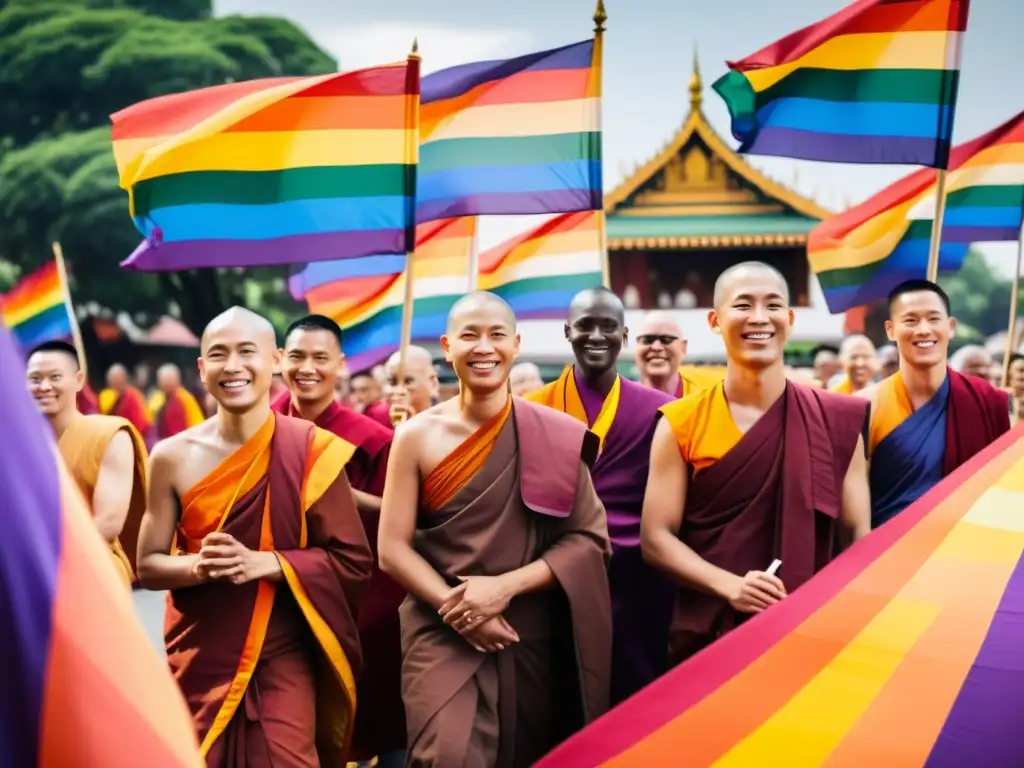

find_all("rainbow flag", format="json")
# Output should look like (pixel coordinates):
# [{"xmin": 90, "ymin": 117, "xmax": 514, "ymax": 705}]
[
  {"xmin": 418, "ymin": 40, "xmax": 602, "ymax": 223},
  {"xmin": 713, "ymin": 0, "xmax": 970, "ymax": 167},
  {"xmin": 0, "ymin": 321, "xmax": 203, "ymax": 767},
  {"xmin": 478, "ymin": 211, "xmax": 603, "ymax": 318},
  {"xmin": 112, "ymin": 61, "xmax": 420, "ymax": 271},
  {"xmin": 306, "ymin": 218, "xmax": 476, "ymax": 371},
  {"xmin": 810, "ymin": 111, "xmax": 1024, "ymax": 312},
  {"xmin": 0, "ymin": 260, "xmax": 74, "ymax": 351},
  {"xmin": 538, "ymin": 423, "xmax": 1024, "ymax": 767}
]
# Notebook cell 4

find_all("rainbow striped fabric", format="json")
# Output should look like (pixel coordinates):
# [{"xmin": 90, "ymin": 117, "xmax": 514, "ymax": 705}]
[
  {"xmin": 418, "ymin": 40, "xmax": 602, "ymax": 223},
  {"xmin": 810, "ymin": 110, "xmax": 1024, "ymax": 312},
  {"xmin": 0, "ymin": 260, "xmax": 73, "ymax": 350},
  {"xmin": 304, "ymin": 218, "xmax": 476, "ymax": 371},
  {"xmin": 112, "ymin": 62, "xmax": 419, "ymax": 271},
  {"xmin": 478, "ymin": 211, "xmax": 603, "ymax": 318},
  {"xmin": 713, "ymin": 0, "xmax": 970, "ymax": 167},
  {"xmin": 0, "ymin": 321, "xmax": 203, "ymax": 767},
  {"xmin": 538, "ymin": 423, "xmax": 1024, "ymax": 767}
]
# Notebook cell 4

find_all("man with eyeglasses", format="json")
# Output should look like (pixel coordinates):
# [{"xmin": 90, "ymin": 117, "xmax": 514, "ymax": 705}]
[{"xmin": 634, "ymin": 311, "xmax": 709, "ymax": 398}]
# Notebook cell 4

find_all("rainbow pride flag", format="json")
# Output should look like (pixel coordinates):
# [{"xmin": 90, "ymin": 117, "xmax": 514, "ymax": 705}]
[
  {"xmin": 306, "ymin": 218, "xmax": 476, "ymax": 371},
  {"xmin": 538, "ymin": 423, "xmax": 1024, "ymax": 767},
  {"xmin": 418, "ymin": 39, "xmax": 602, "ymax": 223},
  {"xmin": 478, "ymin": 211, "xmax": 603, "ymax": 318},
  {"xmin": 0, "ymin": 260, "xmax": 74, "ymax": 351},
  {"xmin": 112, "ymin": 61, "xmax": 420, "ymax": 271},
  {"xmin": 810, "ymin": 110, "xmax": 1024, "ymax": 312},
  {"xmin": 0, "ymin": 321, "xmax": 203, "ymax": 767},
  {"xmin": 713, "ymin": 0, "xmax": 970, "ymax": 167}
]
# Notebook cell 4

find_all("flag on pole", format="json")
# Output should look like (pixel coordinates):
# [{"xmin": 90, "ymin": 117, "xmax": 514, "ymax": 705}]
[{"xmin": 0, "ymin": 260, "xmax": 74, "ymax": 351}]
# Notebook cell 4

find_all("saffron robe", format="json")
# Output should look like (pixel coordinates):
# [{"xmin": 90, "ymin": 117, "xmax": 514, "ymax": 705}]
[
  {"xmin": 270, "ymin": 391, "xmax": 406, "ymax": 758},
  {"xmin": 675, "ymin": 366, "xmax": 722, "ymax": 398},
  {"xmin": 660, "ymin": 381, "xmax": 867, "ymax": 665},
  {"xmin": 151, "ymin": 387, "xmax": 206, "ymax": 441},
  {"xmin": 167, "ymin": 413, "xmax": 373, "ymax": 767},
  {"xmin": 58, "ymin": 415, "xmax": 149, "ymax": 584},
  {"xmin": 100, "ymin": 386, "xmax": 151, "ymax": 435},
  {"xmin": 402, "ymin": 398, "xmax": 612, "ymax": 768},
  {"xmin": 528, "ymin": 366, "xmax": 676, "ymax": 703},
  {"xmin": 869, "ymin": 368, "xmax": 1011, "ymax": 526}
]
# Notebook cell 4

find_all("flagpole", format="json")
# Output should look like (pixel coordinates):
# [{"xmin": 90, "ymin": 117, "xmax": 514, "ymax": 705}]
[
  {"xmin": 925, "ymin": 169, "xmax": 948, "ymax": 282},
  {"xmin": 1001, "ymin": 223, "xmax": 1023, "ymax": 387},
  {"xmin": 593, "ymin": 0, "xmax": 610, "ymax": 289},
  {"xmin": 393, "ymin": 39, "xmax": 421, "ymax": 426},
  {"xmin": 51, "ymin": 241, "xmax": 87, "ymax": 376},
  {"xmin": 467, "ymin": 219, "xmax": 479, "ymax": 292}
]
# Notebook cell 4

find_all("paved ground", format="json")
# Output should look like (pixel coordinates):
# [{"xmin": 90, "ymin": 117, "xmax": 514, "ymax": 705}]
[{"xmin": 133, "ymin": 588, "xmax": 166, "ymax": 655}]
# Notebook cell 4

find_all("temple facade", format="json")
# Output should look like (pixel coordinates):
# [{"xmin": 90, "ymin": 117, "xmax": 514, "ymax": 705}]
[{"xmin": 517, "ymin": 56, "xmax": 845, "ymax": 365}]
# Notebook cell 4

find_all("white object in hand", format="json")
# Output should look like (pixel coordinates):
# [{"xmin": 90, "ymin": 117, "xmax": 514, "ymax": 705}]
[{"xmin": 766, "ymin": 559, "xmax": 782, "ymax": 577}]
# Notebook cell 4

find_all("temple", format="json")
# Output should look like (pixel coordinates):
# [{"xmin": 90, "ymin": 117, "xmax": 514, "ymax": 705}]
[{"xmin": 518, "ymin": 54, "xmax": 846, "ymax": 365}]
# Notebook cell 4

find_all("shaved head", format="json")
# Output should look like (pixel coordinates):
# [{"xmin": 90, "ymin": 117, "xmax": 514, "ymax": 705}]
[
  {"xmin": 509, "ymin": 361, "xmax": 544, "ymax": 396},
  {"xmin": 106, "ymin": 363, "xmax": 129, "ymax": 389},
  {"xmin": 201, "ymin": 306, "xmax": 276, "ymax": 353},
  {"xmin": 386, "ymin": 344, "xmax": 438, "ymax": 414},
  {"xmin": 446, "ymin": 291, "xmax": 516, "ymax": 335},
  {"xmin": 839, "ymin": 334, "xmax": 875, "ymax": 360},
  {"xmin": 156, "ymin": 363, "xmax": 181, "ymax": 392},
  {"xmin": 637, "ymin": 310, "xmax": 682, "ymax": 338},
  {"xmin": 713, "ymin": 262, "xmax": 790, "ymax": 308},
  {"xmin": 568, "ymin": 286, "xmax": 624, "ymax": 324},
  {"xmin": 386, "ymin": 345, "xmax": 434, "ymax": 371}
]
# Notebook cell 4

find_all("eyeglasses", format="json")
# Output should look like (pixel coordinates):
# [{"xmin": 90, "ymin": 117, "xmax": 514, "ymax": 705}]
[{"xmin": 637, "ymin": 334, "xmax": 680, "ymax": 346}]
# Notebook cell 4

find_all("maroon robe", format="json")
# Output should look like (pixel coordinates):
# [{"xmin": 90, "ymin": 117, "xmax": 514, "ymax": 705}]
[
  {"xmin": 944, "ymin": 367, "xmax": 1012, "ymax": 474},
  {"xmin": 77, "ymin": 383, "xmax": 99, "ymax": 414},
  {"xmin": 364, "ymin": 400, "xmax": 393, "ymax": 429},
  {"xmin": 669, "ymin": 383, "xmax": 867, "ymax": 665},
  {"xmin": 270, "ymin": 391, "xmax": 406, "ymax": 758},
  {"xmin": 401, "ymin": 398, "xmax": 612, "ymax": 768}
]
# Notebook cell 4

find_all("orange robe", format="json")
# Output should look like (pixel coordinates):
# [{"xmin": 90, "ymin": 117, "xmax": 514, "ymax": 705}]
[
  {"xmin": 57, "ymin": 415, "xmax": 149, "ymax": 584},
  {"xmin": 167, "ymin": 413, "xmax": 373, "ymax": 767},
  {"xmin": 100, "ymin": 386, "xmax": 151, "ymax": 435}
]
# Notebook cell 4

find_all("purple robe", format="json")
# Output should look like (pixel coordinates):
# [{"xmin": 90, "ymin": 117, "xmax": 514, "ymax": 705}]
[{"xmin": 575, "ymin": 370, "xmax": 676, "ymax": 704}]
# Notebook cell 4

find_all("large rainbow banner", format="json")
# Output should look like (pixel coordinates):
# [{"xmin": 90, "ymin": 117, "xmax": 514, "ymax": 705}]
[{"xmin": 538, "ymin": 423, "xmax": 1024, "ymax": 766}]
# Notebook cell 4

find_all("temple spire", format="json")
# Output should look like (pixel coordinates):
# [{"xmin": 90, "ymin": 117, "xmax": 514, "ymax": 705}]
[{"xmin": 689, "ymin": 46, "xmax": 702, "ymax": 112}]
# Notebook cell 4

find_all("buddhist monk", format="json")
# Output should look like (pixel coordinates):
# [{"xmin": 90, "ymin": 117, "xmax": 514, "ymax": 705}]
[
  {"xmin": 811, "ymin": 344, "xmax": 842, "ymax": 388},
  {"xmin": 526, "ymin": 288, "xmax": 675, "ymax": 704},
  {"xmin": 830, "ymin": 334, "xmax": 879, "ymax": 394},
  {"xmin": 877, "ymin": 344, "xmax": 899, "ymax": 379},
  {"xmin": 950, "ymin": 344, "xmax": 994, "ymax": 380},
  {"xmin": 640, "ymin": 262, "xmax": 871, "ymax": 666},
  {"xmin": 271, "ymin": 313, "xmax": 406, "ymax": 767},
  {"xmin": 635, "ymin": 311, "xmax": 700, "ymax": 398},
  {"xmin": 137, "ymin": 306, "xmax": 374, "ymax": 767},
  {"xmin": 385, "ymin": 345, "xmax": 438, "ymax": 425},
  {"xmin": 351, "ymin": 371, "xmax": 393, "ymax": 428},
  {"xmin": 859, "ymin": 280, "xmax": 1011, "ymax": 528},
  {"xmin": 100, "ymin": 362, "xmax": 151, "ymax": 435},
  {"xmin": 378, "ymin": 291, "xmax": 612, "ymax": 768},
  {"xmin": 509, "ymin": 362, "xmax": 544, "ymax": 397},
  {"xmin": 151, "ymin": 363, "xmax": 206, "ymax": 441},
  {"xmin": 26, "ymin": 340, "xmax": 148, "ymax": 585}
]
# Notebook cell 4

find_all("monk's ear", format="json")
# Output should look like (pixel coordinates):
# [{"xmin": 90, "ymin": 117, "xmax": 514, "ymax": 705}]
[
  {"xmin": 563, "ymin": 321, "xmax": 571, "ymax": 341},
  {"xmin": 707, "ymin": 309, "xmax": 720, "ymax": 333},
  {"xmin": 884, "ymin": 320, "xmax": 896, "ymax": 342},
  {"xmin": 948, "ymin": 316, "xmax": 957, "ymax": 338},
  {"xmin": 787, "ymin": 308, "xmax": 795, "ymax": 327},
  {"xmin": 621, "ymin": 327, "xmax": 629, "ymax": 347},
  {"xmin": 440, "ymin": 333, "xmax": 452, "ymax": 362},
  {"xmin": 197, "ymin": 356, "xmax": 207, "ymax": 384},
  {"xmin": 513, "ymin": 333, "xmax": 522, "ymax": 357},
  {"xmin": 73, "ymin": 369, "xmax": 85, "ymax": 392}
]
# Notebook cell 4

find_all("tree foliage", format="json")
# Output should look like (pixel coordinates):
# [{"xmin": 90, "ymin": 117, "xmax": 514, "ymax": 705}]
[{"xmin": 0, "ymin": 0, "xmax": 330, "ymax": 334}]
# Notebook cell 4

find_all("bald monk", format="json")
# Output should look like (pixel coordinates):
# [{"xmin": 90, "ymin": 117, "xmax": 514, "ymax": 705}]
[
  {"xmin": 830, "ymin": 334, "xmax": 879, "ymax": 395},
  {"xmin": 151, "ymin": 363, "xmax": 206, "ymax": 441},
  {"xmin": 385, "ymin": 345, "xmax": 438, "ymax": 425},
  {"xmin": 859, "ymin": 280, "xmax": 1011, "ymax": 528},
  {"xmin": 526, "ymin": 288, "xmax": 675, "ymax": 704},
  {"xmin": 26, "ymin": 340, "xmax": 148, "ymax": 585},
  {"xmin": 950, "ymin": 344, "xmax": 994, "ymax": 380},
  {"xmin": 509, "ymin": 362, "xmax": 544, "ymax": 397},
  {"xmin": 351, "ymin": 372, "xmax": 393, "ymax": 428},
  {"xmin": 271, "ymin": 313, "xmax": 406, "ymax": 766},
  {"xmin": 634, "ymin": 311, "xmax": 708, "ymax": 398},
  {"xmin": 100, "ymin": 362, "xmax": 151, "ymax": 435},
  {"xmin": 641, "ymin": 262, "xmax": 871, "ymax": 665},
  {"xmin": 379, "ymin": 291, "xmax": 612, "ymax": 768},
  {"xmin": 137, "ymin": 307, "xmax": 374, "ymax": 767}
]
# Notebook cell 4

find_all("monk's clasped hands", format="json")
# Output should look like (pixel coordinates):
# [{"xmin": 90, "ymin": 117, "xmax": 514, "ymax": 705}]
[
  {"xmin": 194, "ymin": 532, "xmax": 282, "ymax": 585},
  {"xmin": 438, "ymin": 575, "xmax": 520, "ymax": 653}
]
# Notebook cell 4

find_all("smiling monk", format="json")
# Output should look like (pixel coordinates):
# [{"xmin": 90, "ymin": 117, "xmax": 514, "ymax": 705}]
[
  {"xmin": 859, "ymin": 280, "xmax": 1010, "ymax": 528},
  {"xmin": 641, "ymin": 262, "xmax": 871, "ymax": 665},
  {"xmin": 527, "ymin": 288, "xmax": 676, "ymax": 704},
  {"xmin": 379, "ymin": 290, "xmax": 612, "ymax": 768},
  {"xmin": 830, "ymin": 334, "xmax": 878, "ymax": 395},
  {"xmin": 137, "ymin": 306, "xmax": 373, "ymax": 767},
  {"xmin": 272, "ymin": 314, "xmax": 405, "ymax": 766}
]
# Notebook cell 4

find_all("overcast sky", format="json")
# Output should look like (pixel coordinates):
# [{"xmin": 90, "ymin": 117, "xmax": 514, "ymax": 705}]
[{"xmin": 216, "ymin": 0, "xmax": 1022, "ymax": 275}]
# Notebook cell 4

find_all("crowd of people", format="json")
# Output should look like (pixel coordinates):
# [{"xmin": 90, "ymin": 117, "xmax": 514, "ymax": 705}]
[{"xmin": 21, "ymin": 260, "xmax": 1022, "ymax": 768}]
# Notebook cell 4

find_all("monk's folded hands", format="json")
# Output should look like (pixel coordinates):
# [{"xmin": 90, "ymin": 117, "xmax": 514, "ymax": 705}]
[
  {"xmin": 462, "ymin": 615, "xmax": 521, "ymax": 653},
  {"xmin": 438, "ymin": 574, "xmax": 515, "ymax": 630},
  {"xmin": 198, "ymin": 531, "xmax": 283, "ymax": 584}
]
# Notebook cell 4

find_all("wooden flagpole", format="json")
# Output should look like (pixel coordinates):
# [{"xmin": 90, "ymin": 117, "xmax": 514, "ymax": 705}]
[
  {"xmin": 925, "ymin": 169, "xmax": 948, "ymax": 282},
  {"xmin": 1001, "ymin": 224, "xmax": 1023, "ymax": 387},
  {"xmin": 594, "ymin": 0, "xmax": 610, "ymax": 289},
  {"xmin": 51, "ymin": 241, "xmax": 87, "ymax": 376}
]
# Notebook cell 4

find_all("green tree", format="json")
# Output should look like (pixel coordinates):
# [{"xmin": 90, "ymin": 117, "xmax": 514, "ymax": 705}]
[
  {"xmin": 942, "ymin": 248, "xmax": 1023, "ymax": 347},
  {"xmin": 0, "ymin": 0, "xmax": 330, "ymax": 335}
]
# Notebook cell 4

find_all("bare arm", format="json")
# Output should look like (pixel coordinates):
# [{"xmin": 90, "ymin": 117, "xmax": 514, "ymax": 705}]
[
  {"xmin": 91, "ymin": 430, "xmax": 135, "ymax": 544},
  {"xmin": 840, "ymin": 433, "xmax": 871, "ymax": 542},
  {"xmin": 352, "ymin": 489, "xmax": 382, "ymax": 514},
  {"xmin": 136, "ymin": 441, "xmax": 204, "ymax": 590},
  {"xmin": 640, "ymin": 419, "xmax": 737, "ymax": 599},
  {"xmin": 377, "ymin": 423, "xmax": 453, "ymax": 611}
]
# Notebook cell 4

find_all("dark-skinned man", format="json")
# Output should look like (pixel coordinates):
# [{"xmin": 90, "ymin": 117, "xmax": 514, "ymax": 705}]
[{"xmin": 526, "ymin": 286, "xmax": 676, "ymax": 704}]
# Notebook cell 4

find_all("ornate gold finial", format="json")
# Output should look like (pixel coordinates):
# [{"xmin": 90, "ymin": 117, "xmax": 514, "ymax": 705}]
[
  {"xmin": 593, "ymin": 0, "xmax": 607, "ymax": 33},
  {"xmin": 689, "ymin": 45, "xmax": 702, "ymax": 111}
]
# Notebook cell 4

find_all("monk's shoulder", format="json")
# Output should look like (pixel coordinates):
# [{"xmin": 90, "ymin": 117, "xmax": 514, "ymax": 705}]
[
  {"xmin": 513, "ymin": 396, "xmax": 597, "ymax": 465},
  {"xmin": 658, "ymin": 384, "xmax": 713, "ymax": 425},
  {"xmin": 619, "ymin": 377, "xmax": 674, "ymax": 410}
]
